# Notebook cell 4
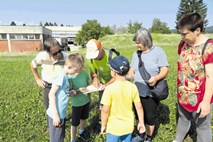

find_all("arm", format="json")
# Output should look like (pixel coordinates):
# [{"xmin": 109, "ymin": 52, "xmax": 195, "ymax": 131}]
[
  {"xmin": 101, "ymin": 77, "xmax": 115, "ymax": 90},
  {"xmin": 101, "ymin": 105, "xmax": 110, "ymax": 134},
  {"xmin": 149, "ymin": 66, "xmax": 169, "ymax": 86},
  {"xmin": 91, "ymin": 72, "xmax": 100, "ymax": 88},
  {"xmin": 49, "ymin": 85, "xmax": 60, "ymax": 127},
  {"xmin": 126, "ymin": 67, "xmax": 135, "ymax": 81},
  {"xmin": 134, "ymin": 101, "xmax": 146, "ymax": 133},
  {"xmin": 30, "ymin": 64, "xmax": 46, "ymax": 88},
  {"xmin": 197, "ymin": 63, "xmax": 213, "ymax": 118}
]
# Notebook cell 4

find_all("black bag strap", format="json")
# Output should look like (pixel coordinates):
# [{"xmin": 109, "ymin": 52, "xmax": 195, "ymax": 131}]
[
  {"xmin": 137, "ymin": 50, "xmax": 151, "ymax": 84},
  {"xmin": 202, "ymin": 38, "xmax": 212, "ymax": 72},
  {"xmin": 202, "ymin": 39, "xmax": 212, "ymax": 55},
  {"xmin": 108, "ymin": 48, "xmax": 120, "ymax": 62}
]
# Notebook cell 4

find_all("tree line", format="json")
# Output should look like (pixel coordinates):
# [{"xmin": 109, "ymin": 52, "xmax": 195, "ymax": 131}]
[{"xmin": 9, "ymin": 0, "xmax": 209, "ymax": 46}]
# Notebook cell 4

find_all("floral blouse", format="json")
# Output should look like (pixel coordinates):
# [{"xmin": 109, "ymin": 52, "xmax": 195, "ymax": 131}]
[{"xmin": 177, "ymin": 39, "xmax": 213, "ymax": 112}]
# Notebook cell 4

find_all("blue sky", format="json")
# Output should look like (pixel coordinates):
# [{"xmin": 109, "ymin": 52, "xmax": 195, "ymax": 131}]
[{"xmin": 0, "ymin": 0, "xmax": 212, "ymax": 29}]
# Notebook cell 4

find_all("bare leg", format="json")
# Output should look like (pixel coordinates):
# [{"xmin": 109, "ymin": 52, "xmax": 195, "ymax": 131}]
[{"xmin": 71, "ymin": 126, "xmax": 77, "ymax": 141}]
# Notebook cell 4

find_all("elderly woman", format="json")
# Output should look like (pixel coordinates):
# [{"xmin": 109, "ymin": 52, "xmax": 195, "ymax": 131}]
[{"xmin": 130, "ymin": 28, "xmax": 169, "ymax": 142}]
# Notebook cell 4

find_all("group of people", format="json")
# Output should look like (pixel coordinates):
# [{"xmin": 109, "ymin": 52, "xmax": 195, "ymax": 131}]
[{"xmin": 30, "ymin": 12, "xmax": 213, "ymax": 142}]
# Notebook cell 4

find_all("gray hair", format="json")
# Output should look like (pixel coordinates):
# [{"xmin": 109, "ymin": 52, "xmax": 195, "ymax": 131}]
[{"xmin": 133, "ymin": 28, "xmax": 153, "ymax": 48}]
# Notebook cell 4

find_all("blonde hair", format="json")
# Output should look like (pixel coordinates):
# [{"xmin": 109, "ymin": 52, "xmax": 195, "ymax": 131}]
[{"xmin": 66, "ymin": 53, "xmax": 84, "ymax": 70}]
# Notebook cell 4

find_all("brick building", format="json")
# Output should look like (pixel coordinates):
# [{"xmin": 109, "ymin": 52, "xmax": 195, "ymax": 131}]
[{"xmin": 0, "ymin": 26, "xmax": 52, "ymax": 52}]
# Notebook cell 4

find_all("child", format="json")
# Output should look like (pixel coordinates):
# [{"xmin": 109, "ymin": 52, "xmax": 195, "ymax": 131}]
[
  {"xmin": 68, "ymin": 55, "xmax": 91, "ymax": 142},
  {"xmin": 100, "ymin": 56, "xmax": 145, "ymax": 142},
  {"xmin": 46, "ymin": 53, "xmax": 85, "ymax": 142}
]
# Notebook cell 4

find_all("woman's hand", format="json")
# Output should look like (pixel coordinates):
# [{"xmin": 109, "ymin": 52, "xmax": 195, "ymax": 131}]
[
  {"xmin": 148, "ymin": 76, "xmax": 157, "ymax": 86},
  {"xmin": 36, "ymin": 79, "xmax": 46, "ymax": 88}
]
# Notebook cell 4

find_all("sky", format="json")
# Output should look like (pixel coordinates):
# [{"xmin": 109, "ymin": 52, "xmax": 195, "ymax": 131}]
[{"xmin": 0, "ymin": 0, "xmax": 213, "ymax": 29}]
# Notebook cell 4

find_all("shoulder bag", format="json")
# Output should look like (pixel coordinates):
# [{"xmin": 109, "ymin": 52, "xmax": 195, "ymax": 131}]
[{"xmin": 137, "ymin": 50, "xmax": 168, "ymax": 100}]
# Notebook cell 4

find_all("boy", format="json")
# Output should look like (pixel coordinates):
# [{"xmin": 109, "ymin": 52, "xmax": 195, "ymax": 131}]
[
  {"xmin": 68, "ymin": 55, "xmax": 91, "ymax": 142},
  {"xmin": 46, "ymin": 53, "xmax": 85, "ymax": 142},
  {"xmin": 101, "ymin": 56, "xmax": 145, "ymax": 142}
]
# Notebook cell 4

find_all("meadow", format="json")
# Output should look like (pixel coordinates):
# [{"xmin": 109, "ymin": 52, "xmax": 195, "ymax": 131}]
[{"xmin": 0, "ymin": 34, "xmax": 212, "ymax": 142}]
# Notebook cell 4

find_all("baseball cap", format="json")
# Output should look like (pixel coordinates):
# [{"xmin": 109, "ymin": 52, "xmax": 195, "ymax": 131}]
[
  {"xmin": 108, "ymin": 56, "xmax": 130, "ymax": 75},
  {"xmin": 86, "ymin": 39, "xmax": 102, "ymax": 59}
]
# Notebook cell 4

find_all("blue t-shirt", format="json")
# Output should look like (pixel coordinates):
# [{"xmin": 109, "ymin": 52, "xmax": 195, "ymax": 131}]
[
  {"xmin": 46, "ymin": 72, "xmax": 70, "ymax": 119},
  {"xmin": 130, "ymin": 46, "xmax": 169, "ymax": 97}
]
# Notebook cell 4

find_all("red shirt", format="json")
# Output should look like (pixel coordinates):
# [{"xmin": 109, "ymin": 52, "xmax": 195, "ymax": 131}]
[{"xmin": 177, "ymin": 39, "xmax": 213, "ymax": 112}]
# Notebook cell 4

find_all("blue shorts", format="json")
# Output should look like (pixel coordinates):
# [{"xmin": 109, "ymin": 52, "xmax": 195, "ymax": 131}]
[{"xmin": 106, "ymin": 133, "xmax": 132, "ymax": 142}]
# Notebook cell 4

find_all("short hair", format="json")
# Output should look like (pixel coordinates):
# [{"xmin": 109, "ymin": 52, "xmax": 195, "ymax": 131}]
[
  {"xmin": 177, "ymin": 12, "xmax": 204, "ymax": 32},
  {"xmin": 66, "ymin": 53, "xmax": 84, "ymax": 70},
  {"xmin": 133, "ymin": 28, "xmax": 153, "ymax": 48},
  {"xmin": 43, "ymin": 38, "xmax": 60, "ymax": 52}
]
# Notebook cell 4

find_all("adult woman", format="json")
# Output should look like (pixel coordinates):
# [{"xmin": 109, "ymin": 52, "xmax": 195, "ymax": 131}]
[
  {"xmin": 173, "ymin": 12, "xmax": 213, "ymax": 142},
  {"xmin": 130, "ymin": 28, "xmax": 169, "ymax": 142}
]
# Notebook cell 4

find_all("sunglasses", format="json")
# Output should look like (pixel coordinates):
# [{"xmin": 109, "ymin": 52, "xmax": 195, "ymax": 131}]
[{"xmin": 50, "ymin": 49, "xmax": 61, "ymax": 56}]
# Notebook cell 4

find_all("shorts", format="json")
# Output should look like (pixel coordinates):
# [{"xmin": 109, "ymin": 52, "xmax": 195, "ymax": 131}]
[
  {"xmin": 134, "ymin": 96, "xmax": 159, "ymax": 125},
  {"xmin": 71, "ymin": 102, "xmax": 90, "ymax": 126}
]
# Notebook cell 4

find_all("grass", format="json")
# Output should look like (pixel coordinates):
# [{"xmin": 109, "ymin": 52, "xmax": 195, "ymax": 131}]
[{"xmin": 0, "ymin": 33, "xmax": 213, "ymax": 142}]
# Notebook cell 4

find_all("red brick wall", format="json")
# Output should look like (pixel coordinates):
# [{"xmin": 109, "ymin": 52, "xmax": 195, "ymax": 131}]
[
  {"xmin": 10, "ymin": 40, "xmax": 42, "ymax": 52},
  {"xmin": 0, "ymin": 40, "xmax": 9, "ymax": 52}
]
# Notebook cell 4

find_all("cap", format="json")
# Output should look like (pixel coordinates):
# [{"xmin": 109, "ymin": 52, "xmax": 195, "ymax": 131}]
[
  {"xmin": 86, "ymin": 39, "xmax": 102, "ymax": 59},
  {"xmin": 108, "ymin": 56, "xmax": 130, "ymax": 75}
]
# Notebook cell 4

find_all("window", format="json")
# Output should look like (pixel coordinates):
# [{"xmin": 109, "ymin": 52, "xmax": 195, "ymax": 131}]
[
  {"xmin": 35, "ymin": 34, "xmax": 40, "ymax": 39},
  {"xmin": 23, "ymin": 34, "xmax": 28, "ymax": 39},
  {"xmin": 0, "ymin": 34, "xmax": 7, "ymax": 39}
]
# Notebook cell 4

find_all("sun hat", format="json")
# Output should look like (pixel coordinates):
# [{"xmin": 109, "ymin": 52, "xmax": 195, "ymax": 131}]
[
  {"xmin": 108, "ymin": 56, "xmax": 130, "ymax": 75},
  {"xmin": 86, "ymin": 39, "xmax": 102, "ymax": 59}
]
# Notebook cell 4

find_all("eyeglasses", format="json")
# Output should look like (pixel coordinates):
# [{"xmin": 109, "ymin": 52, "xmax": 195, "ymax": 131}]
[{"xmin": 50, "ymin": 49, "xmax": 61, "ymax": 56}]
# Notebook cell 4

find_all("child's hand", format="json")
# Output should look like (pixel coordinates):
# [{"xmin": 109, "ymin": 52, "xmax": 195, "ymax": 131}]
[
  {"xmin": 53, "ymin": 115, "xmax": 60, "ymax": 127},
  {"xmin": 69, "ymin": 90, "xmax": 77, "ymax": 96},
  {"xmin": 101, "ymin": 126, "xmax": 106, "ymax": 134},
  {"xmin": 137, "ymin": 122, "xmax": 146, "ymax": 134}
]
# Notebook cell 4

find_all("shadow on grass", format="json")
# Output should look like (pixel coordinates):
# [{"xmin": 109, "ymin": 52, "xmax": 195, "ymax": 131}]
[
  {"xmin": 153, "ymin": 102, "xmax": 170, "ymax": 138},
  {"xmin": 81, "ymin": 98, "xmax": 106, "ymax": 142}
]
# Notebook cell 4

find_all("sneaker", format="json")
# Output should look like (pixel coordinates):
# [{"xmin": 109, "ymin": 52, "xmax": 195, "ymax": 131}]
[
  {"xmin": 132, "ymin": 134, "xmax": 145, "ymax": 142},
  {"xmin": 144, "ymin": 137, "xmax": 152, "ymax": 142},
  {"xmin": 78, "ymin": 131, "xmax": 89, "ymax": 141}
]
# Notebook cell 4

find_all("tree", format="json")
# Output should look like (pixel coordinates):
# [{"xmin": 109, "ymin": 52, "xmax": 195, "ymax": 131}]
[
  {"xmin": 10, "ymin": 21, "xmax": 16, "ymax": 26},
  {"xmin": 176, "ymin": 0, "xmax": 208, "ymax": 30},
  {"xmin": 54, "ymin": 22, "xmax": 58, "ymax": 26},
  {"xmin": 75, "ymin": 20, "xmax": 102, "ymax": 47},
  {"xmin": 44, "ymin": 22, "xmax": 49, "ymax": 26},
  {"xmin": 127, "ymin": 20, "xmax": 142, "ymax": 34},
  {"xmin": 150, "ymin": 18, "xmax": 171, "ymax": 34},
  {"xmin": 100, "ymin": 26, "xmax": 114, "ymax": 36}
]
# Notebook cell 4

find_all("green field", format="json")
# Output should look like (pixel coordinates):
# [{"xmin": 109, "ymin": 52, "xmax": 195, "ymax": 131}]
[{"xmin": 0, "ymin": 34, "xmax": 212, "ymax": 142}]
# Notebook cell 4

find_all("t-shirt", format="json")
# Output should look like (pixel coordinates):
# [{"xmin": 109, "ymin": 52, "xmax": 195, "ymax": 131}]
[
  {"xmin": 69, "ymin": 70, "xmax": 90, "ymax": 107},
  {"xmin": 31, "ymin": 51, "xmax": 68, "ymax": 83},
  {"xmin": 46, "ymin": 72, "xmax": 70, "ymax": 119},
  {"xmin": 88, "ymin": 49, "xmax": 111, "ymax": 84},
  {"xmin": 101, "ymin": 80, "xmax": 141, "ymax": 136},
  {"xmin": 177, "ymin": 39, "xmax": 213, "ymax": 112},
  {"xmin": 130, "ymin": 46, "xmax": 169, "ymax": 97}
]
